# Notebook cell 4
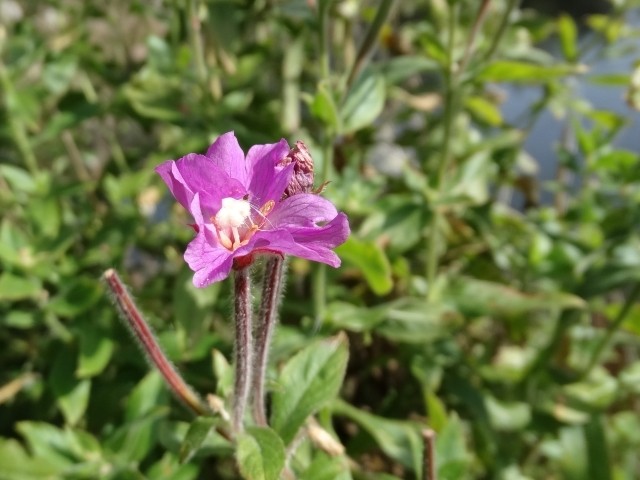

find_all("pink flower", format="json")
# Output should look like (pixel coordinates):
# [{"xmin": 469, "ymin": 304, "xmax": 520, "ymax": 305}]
[{"xmin": 156, "ymin": 132, "xmax": 350, "ymax": 287}]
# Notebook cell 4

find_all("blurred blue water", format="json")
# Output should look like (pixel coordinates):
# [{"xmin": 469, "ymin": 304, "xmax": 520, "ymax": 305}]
[{"xmin": 501, "ymin": 9, "xmax": 640, "ymax": 190}]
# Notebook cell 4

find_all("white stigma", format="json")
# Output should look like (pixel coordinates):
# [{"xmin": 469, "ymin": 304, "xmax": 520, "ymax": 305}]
[
  {"xmin": 215, "ymin": 197, "xmax": 251, "ymax": 228},
  {"xmin": 213, "ymin": 197, "xmax": 252, "ymax": 251}
]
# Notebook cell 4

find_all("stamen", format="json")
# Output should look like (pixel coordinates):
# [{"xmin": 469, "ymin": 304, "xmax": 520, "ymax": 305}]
[
  {"xmin": 218, "ymin": 230, "xmax": 233, "ymax": 250},
  {"xmin": 231, "ymin": 226, "xmax": 241, "ymax": 249},
  {"xmin": 260, "ymin": 200, "xmax": 275, "ymax": 217}
]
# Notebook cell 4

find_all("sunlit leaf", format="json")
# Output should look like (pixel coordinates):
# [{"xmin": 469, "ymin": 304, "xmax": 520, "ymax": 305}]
[
  {"xmin": 271, "ymin": 333, "xmax": 349, "ymax": 445},
  {"xmin": 236, "ymin": 427, "xmax": 285, "ymax": 480},
  {"xmin": 179, "ymin": 417, "xmax": 217, "ymax": 463},
  {"xmin": 335, "ymin": 236, "xmax": 392, "ymax": 295},
  {"xmin": 341, "ymin": 71, "xmax": 386, "ymax": 133}
]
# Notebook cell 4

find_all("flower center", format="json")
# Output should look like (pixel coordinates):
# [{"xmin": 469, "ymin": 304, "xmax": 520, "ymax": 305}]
[{"xmin": 212, "ymin": 197, "xmax": 275, "ymax": 251}]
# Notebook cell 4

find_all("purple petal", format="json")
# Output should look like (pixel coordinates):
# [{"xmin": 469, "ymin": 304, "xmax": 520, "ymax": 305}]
[
  {"xmin": 250, "ymin": 229, "xmax": 342, "ymax": 267},
  {"xmin": 189, "ymin": 193, "xmax": 204, "ymax": 225},
  {"xmin": 184, "ymin": 226, "xmax": 235, "ymax": 287},
  {"xmin": 205, "ymin": 132, "xmax": 248, "ymax": 187},
  {"xmin": 246, "ymin": 139, "xmax": 292, "ymax": 205},
  {"xmin": 173, "ymin": 153, "xmax": 246, "ymax": 216},
  {"xmin": 288, "ymin": 213, "xmax": 350, "ymax": 249},
  {"xmin": 155, "ymin": 160, "xmax": 194, "ymax": 212},
  {"xmin": 268, "ymin": 194, "xmax": 339, "ymax": 229}
]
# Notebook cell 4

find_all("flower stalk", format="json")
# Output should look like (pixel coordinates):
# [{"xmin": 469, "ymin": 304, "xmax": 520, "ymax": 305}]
[
  {"xmin": 232, "ymin": 264, "xmax": 253, "ymax": 433},
  {"xmin": 103, "ymin": 268, "xmax": 208, "ymax": 416},
  {"xmin": 252, "ymin": 255, "xmax": 286, "ymax": 426}
]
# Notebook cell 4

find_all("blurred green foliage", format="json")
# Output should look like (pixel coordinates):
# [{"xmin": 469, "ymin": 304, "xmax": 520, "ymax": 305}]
[{"xmin": 2, "ymin": 0, "xmax": 640, "ymax": 478}]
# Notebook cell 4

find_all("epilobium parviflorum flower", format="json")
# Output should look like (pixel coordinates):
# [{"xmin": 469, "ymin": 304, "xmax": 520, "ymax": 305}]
[
  {"xmin": 156, "ymin": 132, "xmax": 349, "ymax": 433},
  {"xmin": 155, "ymin": 132, "xmax": 349, "ymax": 287}
]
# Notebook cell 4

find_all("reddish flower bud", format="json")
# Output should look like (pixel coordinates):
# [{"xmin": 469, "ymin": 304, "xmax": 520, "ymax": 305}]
[{"xmin": 279, "ymin": 141, "xmax": 315, "ymax": 198}]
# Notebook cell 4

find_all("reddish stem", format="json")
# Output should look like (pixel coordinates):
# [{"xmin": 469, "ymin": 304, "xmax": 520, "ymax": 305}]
[
  {"xmin": 232, "ymin": 266, "xmax": 253, "ymax": 433},
  {"xmin": 103, "ymin": 268, "xmax": 207, "ymax": 416},
  {"xmin": 252, "ymin": 255, "xmax": 286, "ymax": 426}
]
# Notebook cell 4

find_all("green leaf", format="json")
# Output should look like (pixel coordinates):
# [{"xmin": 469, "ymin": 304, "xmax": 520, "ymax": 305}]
[
  {"xmin": 542, "ymin": 426, "xmax": 588, "ymax": 478},
  {"xmin": 584, "ymin": 415, "xmax": 612, "ymax": 480},
  {"xmin": 445, "ymin": 276, "xmax": 585, "ymax": 319},
  {"xmin": 435, "ymin": 416, "xmax": 471, "ymax": 480},
  {"xmin": 43, "ymin": 56, "xmax": 77, "ymax": 95},
  {"xmin": 76, "ymin": 322, "xmax": 115, "ymax": 378},
  {"xmin": 236, "ymin": 426, "xmax": 285, "ymax": 480},
  {"xmin": 15, "ymin": 422, "xmax": 76, "ymax": 471},
  {"xmin": 271, "ymin": 333, "xmax": 349, "ymax": 445},
  {"xmin": 4, "ymin": 310, "xmax": 37, "ymax": 329},
  {"xmin": 341, "ymin": 71, "xmax": 385, "ymax": 133},
  {"xmin": 310, "ymin": 84, "xmax": 340, "ymax": 130},
  {"xmin": 28, "ymin": 196, "xmax": 61, "ymax": 238},
  {"xmin": 558, "ymin": 14, "xmax": 578, "ymax": 62},
  {"xmin": 212, "ymin": 349, "xmax": 234, "ymax": 398},
  {"xmin": 563, "ymin": 369, "xmax": 618, "ymax": 410},
  {"xmin": 0, "ymin": 437, "xmax": 65, "ymax": 478},
  {"xmin": 125, "ymin": 371, "xmax": 167, "ymax": 421},
  {"xmin": 0, "ymin": 165, "xmax": 37, "ymax": 194},
  {"xmin": 301, "ymin": 452, "xmax": 352, "ymax": 480},
  {"xmin": 484, "ymin": 395, "xmax": 531, "ymax": 432},
  {"xmin": 327, "ymin": 298, "xmax": 461, "ymax": 344},
  {"xmin": 48, "ymin": 278, "xmax": 102, "ymax": 317},
  {"xmin": 359, "ymin": 195, "xmax": 428, "ymax": 254},
  {"xmin": 380, "ymin": 56, "xmax": 438, "ymax": 84},
  {"xmin": 478, "ymin": 61, "xmax": 578, "ymax": 83},
  {"xmin": 331, "ymin": 399, "xmax": 422, "ymax": 472},
  {"xmin": 464, "ymin": 95, "xmax": 502, "ymax": 126},
  {"xmin": 0, "ymin": 272, "xmax": 43, "ymax": 301},
  {"xmin": 105, "ymin": 407, "xmax": 168, "ymax": 464},
  {"xmin": 335, "ymin": 237, "xmax": 392, "ymax": 295},
  {"xmin": 147, "ymin": 452, "xmax": 200, "ymax": 480},
  {"xmin": 179, "ymin": 416, "xmax": 217, "ymax": 463},
  {"xmin": 50, "ymin": 349, "xmax": 91, "ymax": 426}
]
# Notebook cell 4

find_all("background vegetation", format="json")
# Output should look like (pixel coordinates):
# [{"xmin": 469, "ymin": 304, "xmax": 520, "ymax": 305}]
[{"xmin": 1, "ymin": 0, "xmax": 640, "ymax": 478}]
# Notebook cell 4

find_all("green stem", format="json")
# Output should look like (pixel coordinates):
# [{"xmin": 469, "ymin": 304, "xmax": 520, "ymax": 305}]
[
  {"xmin": 524, "ymin": 309, "xmax": 580, "ymax": 382},
  {"xmin": 0, "ymin": 59, "xmax": 39, "ymax": 175},
  {"xmin": 426, "ymin": 2, "xmax": 459, "ymax": 299},
  {"xmin": 318, "ymin": 0, "xmax": 333, "ymax": 82},
  {"xmin": 482, "ymin": 0, "xmax": 518, "ymax": 62},
  {"xmin": 313, "ymin": 263, "xmax": 327, "ymax": 328},
  {"xmin": 187, "ymin": 0, "xmax": 208, "ymax": 84},
  {"xmin": 315, "ymin": 0, "xmax": 335, "ymax": 323},
  {"xmin": 458, "ymin": 0, "xmax": 492, "ymax": 74},
  {"xmin": 314, "ymin": 130, "xmax": 333, "ymax": 325},
  {"xmin": 582, "ymin": 283, "xmax": 640, "ymax": 378},
  {"xmin": 345, "ymin": 0, "xmax": 397, "ymax": 92}
]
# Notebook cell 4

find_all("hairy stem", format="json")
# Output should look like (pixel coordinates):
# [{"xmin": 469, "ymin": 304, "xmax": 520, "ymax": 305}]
[
  {"xmin": 233, "ymin": 266, "xmax": 253, "ymax": 433},
  {"xmin": 253, "ymin": 255, "xmax": 286, "ymax": 426},
  {"xmin": 103, "ymin": 269, "xmax": 208, "ymax": 416}
]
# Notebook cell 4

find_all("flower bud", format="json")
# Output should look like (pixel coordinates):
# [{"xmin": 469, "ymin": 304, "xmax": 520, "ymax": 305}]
[{"xmin": 279, "ymin": 141, "xmax": 315, "ymax": 198}]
